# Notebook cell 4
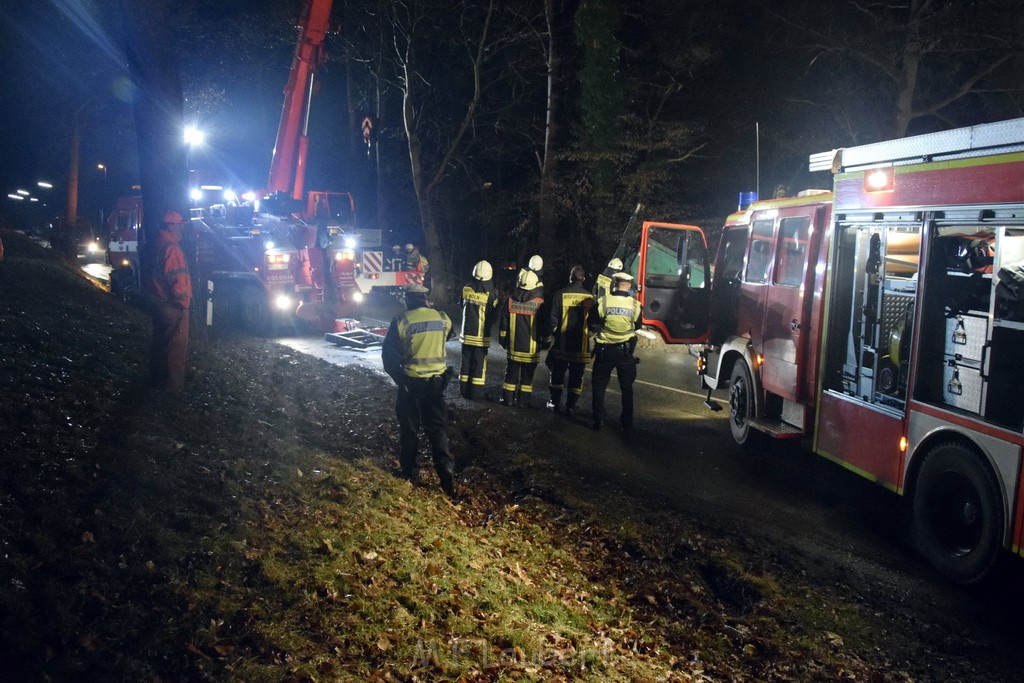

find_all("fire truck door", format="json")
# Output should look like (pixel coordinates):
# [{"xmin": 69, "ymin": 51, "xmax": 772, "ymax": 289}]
[
  {"xmin": 760, "ymin": 210, "xmax": 816, "ymax": 401},
  {"xmin": 636, "ymin": 222, "xmax": 711, "ymax": 343}
]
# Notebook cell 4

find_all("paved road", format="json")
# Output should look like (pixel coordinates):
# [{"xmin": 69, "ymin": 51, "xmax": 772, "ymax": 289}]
[
  {"xmin": 278, "ymin": 321, "xmax": 913, "ymax": 575},
  {"xmin": 277, "ymin": 302, "xmax": 1024, "ymax": 651}
]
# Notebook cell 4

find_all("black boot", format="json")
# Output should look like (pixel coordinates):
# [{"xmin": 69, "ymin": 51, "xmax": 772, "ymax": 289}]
[
  {"xmin": 437, "ymin": 466, "xmax": 458, "ymax": 499},
  {"xmin": 565, "ymin": 396, "xmax": 577, "ymax": 416}
]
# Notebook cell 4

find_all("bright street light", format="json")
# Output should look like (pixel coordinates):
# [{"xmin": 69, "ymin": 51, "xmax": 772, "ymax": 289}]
[
  {"xmin": 97, "ymin": 164, "xmax": 108, "ymax": 225},
  {"xmin": 16, "ymin": 189, "xmax": 29, "ymax": 196},
  {"xmin": 184, "ymin": 126, "xmax": 205, "ymax": 146},
  {"xmin": 37, "ymin": 181, "xmax": 53, "ymax": 189},
  {"xmin": 8, "ymin": 194, "xmax": 25, "ymax": 200}
]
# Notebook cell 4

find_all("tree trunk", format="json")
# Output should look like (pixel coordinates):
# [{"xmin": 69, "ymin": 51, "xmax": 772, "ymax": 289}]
[
  {"xmin": 118, "ymin": 0, "xmax": 190, "ymax": 312},
  {"xmin": 892, "ymin": 0, "xmax": 925, "ymax": 138},
  {"xmin": 59, "ymin": 107, "xmax": 83, "ymax": 259},
  {"xmin": 401, "ymin": 61, "xmax": 450, "ymax": 304},
  {"xmin": 537, "ymin": 0, "xmax": 565, "ymax": 263}
]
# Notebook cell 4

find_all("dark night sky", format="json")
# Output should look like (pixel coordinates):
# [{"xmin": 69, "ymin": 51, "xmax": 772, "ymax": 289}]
[
  {"xmin": 3, "ymin": 1, "xmax": 1023, "ymax": 236},
  {"xmin": 0, "ymin": 1, "xmax": 309, "ymax": 229}
]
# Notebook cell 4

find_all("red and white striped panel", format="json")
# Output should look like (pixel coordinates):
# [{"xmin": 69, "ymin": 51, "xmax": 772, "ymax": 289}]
[
  {"xmin": 397, "ymin": 271, "xmax": 423, "ymax": 286},
  {"xmin": 362, "ymin": 250, "xmax": 383, "ymax": 273}
]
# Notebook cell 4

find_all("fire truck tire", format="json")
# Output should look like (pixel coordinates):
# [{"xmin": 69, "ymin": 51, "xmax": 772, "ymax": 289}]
[
  {"xmin": 728, "ymin": 361, "xmax": 761, "ymax": 449},
  {"xmin": 239, "ymin": 287, "xmax": 270, "ymax": 335},
  {"xmin": 912, "ymin": 441, "xmax": 1003, "ymax": 584}
]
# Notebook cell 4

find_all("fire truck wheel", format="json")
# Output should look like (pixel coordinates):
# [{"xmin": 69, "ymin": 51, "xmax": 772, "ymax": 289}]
[
  {"xmin": 239, "ymin": 288, "xmax": 270, "ymax": 335},
  {"xmin": 913, "ymin": 441, "xmax": 1003, "ymax": 584},
  {"xmin": 728, "ymin": 361, "xmax": 761, "ymax": 449}
]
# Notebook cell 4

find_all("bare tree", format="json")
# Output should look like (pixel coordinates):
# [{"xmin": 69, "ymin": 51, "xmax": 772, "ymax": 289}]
[
  {"xmin": 768, "ymin": 0, "xmax": 1024, "ymax": 138},
  {"xmin": 382, "ymin": 0, "xmax": 539, "ymax": 303}
]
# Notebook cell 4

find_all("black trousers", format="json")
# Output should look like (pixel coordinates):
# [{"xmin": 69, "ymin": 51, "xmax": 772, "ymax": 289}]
[
  {"xmin": 548, "ymin": 357, "xmax": 586, "ymax": 407},
  {"xmin": 459, "ymin": 344, "xmax": 488, "ymax": 398},
  {"xmin": 396, "ymin": 375, "xmax": 453, "ymax": 477},
  {"xmin": 591, "ymin": 344, "xmax": 637, "ymax": 427},
  {"xmin": 502, "ymin": 360, "xmax": 538, "ymax": 405}
]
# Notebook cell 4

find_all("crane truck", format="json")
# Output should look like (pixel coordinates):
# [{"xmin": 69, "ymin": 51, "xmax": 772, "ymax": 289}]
[{"xmin": 107, "ymin": 0, "xmax": 420, "ymax": 332}]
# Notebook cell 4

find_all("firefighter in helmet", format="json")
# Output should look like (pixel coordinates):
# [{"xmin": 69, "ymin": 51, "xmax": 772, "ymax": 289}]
[
  {"xmin": 545, "ymin": 265, "xmax": 594, "ymax": 415},
  {"xmin": 590, "ymin": 271, "xmax": 642, "ymax": 431},
  {"xmin": 459, "ymin": 260, "xmax": 499, "ymax": 400},
  {"xmin": 145, "ymin": 210, "xmax": 192, "ymax": 394},
  {"xmin": 388, "ymin": 244, "xmax": 404, "ymax": 271},
  {"xmin": 498, "ymin": 268, "xmax": 546, "ymax": 407},
  {"xmin": 405, "ymin": 243, "xmax": 430, "ymax": 288},
  {"xmin": 594, "ymin": 257, "xmax": 623, "ymax": 300},
  {"xmin": 382, "ymin": 284, "xmax": 457, "ymax": 497},
  {"xmin": 516, "ymin": 254, "xmax": 544, "ymax": 294}
]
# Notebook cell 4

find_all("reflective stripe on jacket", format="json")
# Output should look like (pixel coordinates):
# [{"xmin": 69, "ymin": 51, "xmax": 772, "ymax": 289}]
[
  {"xmin": 460, "ymin": 281, "xmax": 498, "ymax": 347},
  {"xmin": 594, "ymin": 291, "xmax": 641, "ymax": 345},
  {"xmin": 594, "ymin": 271, "xmax": 612, "ymax": 300},
  {"xmin": 396, "ymin": 307, "xmax": 452, "ymax": 378},
  {"xmin": 549, "ymin": 283, "xmax": 594, "ymax": 363},
  {"xmin": 500, "ymin": 291, "xmax": 544, "ymax": 363}
]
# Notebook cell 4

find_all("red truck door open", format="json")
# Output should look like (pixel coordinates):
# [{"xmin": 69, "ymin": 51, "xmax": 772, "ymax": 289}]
[{"xmin": 635, "ymin": 221, "xmax": 711, "ymax": 343}]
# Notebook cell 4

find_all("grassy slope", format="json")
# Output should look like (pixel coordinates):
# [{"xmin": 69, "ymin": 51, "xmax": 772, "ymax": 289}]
[{"xmin": 1, "ymin": 228, "xmax": 1004, "ymax": 681}]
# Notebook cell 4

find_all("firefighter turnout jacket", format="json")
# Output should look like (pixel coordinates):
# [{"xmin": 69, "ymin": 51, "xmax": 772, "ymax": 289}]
[
  {"xmin": 548, "ymin": 283, "xmax": 594, "ymax": 363},
  {"xmin": 460, "ymin": 279, "xmax": 498, "ymax": 347},
  {"xmin": 383, "ymin": 305, "xmax": 453, "ymax": 379},
  {"xmin": 593, "ymin": 291, "xmax": 641, "ymax": 344},
  {"xmin": 499, "ymin": 287, "xmax": 545, "ymax": 363}
]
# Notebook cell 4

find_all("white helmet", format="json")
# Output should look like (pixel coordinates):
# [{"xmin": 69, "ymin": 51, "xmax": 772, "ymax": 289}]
[
  {"xmin": 472, "ymin": 260, "xmax": 493, "ymax": 281},
  {"xmin": 518, "ymin": 269, "xmax": 539, "ymax": 290},
  {"xmin": 528, "ymin": 254, "xmax": 543, "ymax": 272},
  {"xmin": 607, "ymin": 257, "xmax": 623, "ymax": 272},
  {"xmin": 405, "ymin": 243, "xmax": 415, "ymax": 252}
]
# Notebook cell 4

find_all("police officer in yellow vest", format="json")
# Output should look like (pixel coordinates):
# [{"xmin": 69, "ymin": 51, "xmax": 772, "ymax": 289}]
[
  {"xmin": 590, "ymin": 271, "xmax": 642, "ymax": 431},
  {"xmin": 459, "ymin": 260, "xmax": 499, "ymax": 399},
  {"xmin": 382, "ymin": 284, "xmax": 458, "ymax": 497}
]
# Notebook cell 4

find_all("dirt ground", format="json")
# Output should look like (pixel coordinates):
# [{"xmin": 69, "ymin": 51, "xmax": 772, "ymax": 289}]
[{"xmin": 2, "ymin": 228, "xmax": 1024, "ymax": 681}]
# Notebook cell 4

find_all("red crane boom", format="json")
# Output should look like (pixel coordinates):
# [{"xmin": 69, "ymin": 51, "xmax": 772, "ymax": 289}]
[{"xmin": 266, "ymin": 0, "xmax": 333, "ymax": 200}]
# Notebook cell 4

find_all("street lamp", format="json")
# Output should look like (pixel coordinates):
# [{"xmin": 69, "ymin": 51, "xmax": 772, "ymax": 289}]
[
  {"xmin": 183, "ymin": 126, "xmax": 205, "ymax": 147},
  {"xmin": 97, "ymin": 163, "xmax": 107, "ymax": 225}
]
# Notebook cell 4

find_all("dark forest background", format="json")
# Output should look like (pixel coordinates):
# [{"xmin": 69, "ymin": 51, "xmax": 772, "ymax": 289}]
[{"xmin": 3, "ymin": 0, "xmax": 1023, "ymax": 284}]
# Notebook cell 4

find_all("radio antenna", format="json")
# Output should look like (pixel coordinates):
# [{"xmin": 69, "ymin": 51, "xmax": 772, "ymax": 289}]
[{"xmin": 756, "ymin": 121, "xmax": 760, "ymax": 199}]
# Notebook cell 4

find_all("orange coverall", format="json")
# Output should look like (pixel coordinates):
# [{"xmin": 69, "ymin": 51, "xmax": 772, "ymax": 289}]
[{"xmin": 145, "ymin": 227, "xmax": 192, "ymax": 393}]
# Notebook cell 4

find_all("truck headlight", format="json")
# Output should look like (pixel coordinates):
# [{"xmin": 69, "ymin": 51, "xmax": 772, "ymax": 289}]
[
  {"xmin": 351, "ymin": 291, "xmax": 364, "ymax": 303},
  {"xmin": 274, "ymin": 294, "xmax": 294, "ymax": 311}
]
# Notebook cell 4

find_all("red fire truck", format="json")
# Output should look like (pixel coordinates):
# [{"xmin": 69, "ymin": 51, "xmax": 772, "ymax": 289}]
[{"xmin": 619, "ymin": 117, "xmax": 1024, "ymax": 583}]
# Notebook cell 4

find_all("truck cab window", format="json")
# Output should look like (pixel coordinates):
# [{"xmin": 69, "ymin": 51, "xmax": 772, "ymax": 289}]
[
  {"xmin": 745, "ymin": 219, "xmax": 774, "ymax": 284},
  {"xmin": 774, "ymin": 216, "xmax": 810, "ymax": 286}
]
